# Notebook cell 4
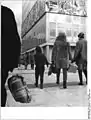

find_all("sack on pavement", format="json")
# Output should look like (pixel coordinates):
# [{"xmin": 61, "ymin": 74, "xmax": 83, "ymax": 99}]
[{"xmin": 8, "ymin": 74, "xmax": 31, "ymax": 103}]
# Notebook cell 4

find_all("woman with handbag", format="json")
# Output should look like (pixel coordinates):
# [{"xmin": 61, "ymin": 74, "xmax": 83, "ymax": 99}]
[
  {"xmin": 51, "ymin": 32, "xmax": 71, "ymax": 88},
  {"xmin": 72, "ymin": 32, "xmax": 87, "ymax": 85}
]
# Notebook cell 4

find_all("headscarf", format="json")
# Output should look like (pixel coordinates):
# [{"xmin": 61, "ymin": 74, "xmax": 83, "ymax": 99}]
[
  {"xmin": 56, "ymin": 32, "xmax": 66, "ymax": 42},
  {"xmin": 35, "ymin": 46, "xmax": 42, "ymax": 54},
  {"xmin": 78, "ymin": 32, "xmax": 84, "ymax": 39}
]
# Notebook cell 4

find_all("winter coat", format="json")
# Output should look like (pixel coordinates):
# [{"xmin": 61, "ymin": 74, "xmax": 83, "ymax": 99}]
[
  {"xmin": 73, "ymin": 38, "xmax": 87, "ymax": 70},
  {"xmin": 1, "ymin": 6, "xmax": 21, "ymax": 72},
  {"xmin": 51, "ymin": 40, "xmax": 71, "ymax": 69},
  {"xmin": 34, "ymin": 53, "xmax": 49, "ymax": 69}
]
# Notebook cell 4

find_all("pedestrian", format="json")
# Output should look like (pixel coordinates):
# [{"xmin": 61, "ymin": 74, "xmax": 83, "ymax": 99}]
[
  {"xmin": 51, "ymin": 32, "xmax": 71, "ymax": 88},
  {"xmin": 1, "ymin": 5, "xmax": 21, "ymax": 107},
  {"xmin": 34, "ymin": 46, "xmax": 49, "ymax": 89},
  {"xmin": 25, "ymin": 52, "xmax": 29, "ymax": 69},
  {"xmin": 30, "ymin": 54, "xmax": 34, "ymax": 69},
  {"xmin": 72, "ymin": 32, "xmax": 87, "ymax": 85}
]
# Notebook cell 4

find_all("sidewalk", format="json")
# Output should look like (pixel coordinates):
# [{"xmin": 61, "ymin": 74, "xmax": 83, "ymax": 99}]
[{"xmin": 6, "ymin": 69, "xmax": 88, "ymax": 107}]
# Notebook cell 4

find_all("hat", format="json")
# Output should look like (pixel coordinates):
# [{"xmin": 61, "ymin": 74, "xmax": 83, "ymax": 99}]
[
  {"xmin": 57, "ymin": 32, "xmax": 66, "ymax": 41},
  {"xmin": 78, "ymin": 32, "xmax": 84, "ymax": 38},
  {"xmin": 35, "ymin": 46, "xmax": 42, "ymax": 53}
]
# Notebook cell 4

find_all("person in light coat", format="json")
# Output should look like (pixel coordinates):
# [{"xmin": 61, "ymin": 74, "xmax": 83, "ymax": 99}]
[{"xmin": 51, "ymin": 32, "xmax": 71, "ymax": 88}]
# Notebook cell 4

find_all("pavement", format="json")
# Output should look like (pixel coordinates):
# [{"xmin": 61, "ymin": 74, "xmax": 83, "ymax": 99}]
[{"xmin": 6, "ymin": 67, "xmax": 88, "ymax": 107}]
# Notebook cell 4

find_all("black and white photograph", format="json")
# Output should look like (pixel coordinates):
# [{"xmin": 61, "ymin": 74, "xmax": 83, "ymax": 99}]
[{"xmin": 1, "ymin": 0, "xmax": 90, "ymax": 119}]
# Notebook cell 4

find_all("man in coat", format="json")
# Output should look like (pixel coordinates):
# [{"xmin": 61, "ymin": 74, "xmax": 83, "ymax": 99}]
[
  {"xmin": 72, "ymin": 32, "xmax": 87, "ymax": 85},
  {"xmin": 51, "ymin": 32, "xmax": 71, "ymax": 88},
  {"xmin": 1, "ymin": 5, "xmax": 21, "ymax": 106}
]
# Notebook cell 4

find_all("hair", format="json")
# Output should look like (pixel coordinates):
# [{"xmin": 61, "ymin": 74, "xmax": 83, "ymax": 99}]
[
  {"xmin": 35, "ymin": 46, "xmax": 42, "ymax": 53},
  {"xmin": 56, "ymin": 32, "xmax": 66, "ymax": 42},
  {"xmin": 78, "ymin": 32, "xmax": 84, "ymax": 39}
]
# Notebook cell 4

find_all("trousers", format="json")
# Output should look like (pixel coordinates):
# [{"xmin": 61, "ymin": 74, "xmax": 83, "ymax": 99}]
[
  {"xmin": 35, "ymin": 66, "xmax": 44, "ymax": 88},
  {"xmin": 56, "ymin": 68, "xmax": 67, "ymax": 87}
]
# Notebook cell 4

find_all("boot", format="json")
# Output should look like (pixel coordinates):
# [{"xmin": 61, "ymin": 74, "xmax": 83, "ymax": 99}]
[
  {"xmin": 83, "ymin": 69, "xmax": 87, "ymax": 85},
  {"xmin": 40, "ymin": 79, "xmax": 43, "ymax": 89},
  {"xmin": 56, "ymin": 69, "xmax": 60, "ymax": 85},
  {"xmin": 40, "ymin": 84, "xmax": 43, "ymax": 89},
  {"xmin": 63, "ymin": 81, "xmax": 67, "ymax": 89},
  {"xmin": 63, "ymin": 68, "xmax": 67, "ymax": 89},
  {"xmin": 34, "ymin": 79, "xmax": 38, "ymax": 87},
  {"xmin": 56, "ymin": 80, "xmax": 59, "ymax": 85},
  {"xmin": 78, "ymin": 70, "xmax": 83, "ymax": 85},
  {"xmin": 34, "ymin": 83, "xmax": 38, "ymax": 87}
]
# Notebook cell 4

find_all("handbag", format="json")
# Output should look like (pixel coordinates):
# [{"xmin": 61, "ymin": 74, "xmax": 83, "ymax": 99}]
[
  {"xmin": 68, "ymin": 63, "xmax": 77, "ymax": 73},
  {"xmin": 48, "ymin": 64, "xmax": 57, "ymax": 76}
]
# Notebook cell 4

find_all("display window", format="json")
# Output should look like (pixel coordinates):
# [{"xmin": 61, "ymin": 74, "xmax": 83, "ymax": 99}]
[{"xmin": 49, "ymin": 22, "xmax": 56, "ymax": 37}]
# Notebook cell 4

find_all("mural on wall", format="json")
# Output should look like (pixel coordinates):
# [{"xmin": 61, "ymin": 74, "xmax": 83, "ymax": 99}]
[{"xmin": 45, "ymin": 0, "xmax": 87, "ymax": 16}]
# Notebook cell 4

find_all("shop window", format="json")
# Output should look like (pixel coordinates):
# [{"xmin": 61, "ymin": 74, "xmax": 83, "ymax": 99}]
[
  {"xmin": 50, "ymin": 22, "xmax": 56, "ymax": 28},
  {"xmin": 57, "ymin": 27, "xmax": 65, "ymax": 36},
  {"xmin": 66, "ymin": 29, "xmax": 71, "ymax": 37},
  {"xmin": 49, "ymin": 22, "xmax": 56, "ymax": 37},
  {"xmin": 73, "ymin": 30, "xmax": 78, "ymax": 37},
  {"xmin": 66, "ymin": 16, "xmax": 71, "ymax": 23},
  {"xmin": 73, "ymin": 16, "xmax": 79, "ymax": 21},
  {"xmin": 57, "ymin": 23, "xmax": 64, "ymax": 28},
  {"xmin": 80, "ymin": 17, "xmax": 86, "ymax": 24},
  {"xmin": 50, "ymin": 29, "xmax": 56, "ymax": 37}
]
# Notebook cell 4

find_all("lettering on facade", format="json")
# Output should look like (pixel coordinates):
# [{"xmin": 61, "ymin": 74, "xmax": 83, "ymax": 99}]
[{"xmin": 46, "ymin": 0, "xmax": 87, "ymax": 16}]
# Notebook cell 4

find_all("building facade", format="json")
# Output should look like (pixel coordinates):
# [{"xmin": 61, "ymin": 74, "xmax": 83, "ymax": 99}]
[{"xmin": 21, "ymin": 0, "xmax": 87, "ymax": 63}]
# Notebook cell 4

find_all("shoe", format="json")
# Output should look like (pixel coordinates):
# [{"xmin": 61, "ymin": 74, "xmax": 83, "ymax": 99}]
[
  {"xmin": 86, "ymin": 80, "xmax": 87, "ymax": 85},
  {"xmin": 34, "ymin": 83, "xmax": 38, "ymax": 87},
  {"xmin": 78, "ymin": 82, "xmax": 83, "ymax": 85},
  {"xmin": 63, "ymin": 85, "xmax": 67, "ymax": 89},
  {"xmin": 40, "ymin": 85, "xmax": 43, "ymax": 89},
  {"xmin": 56, "ymin": 81, "xmax": 59, "ymax": 85}
]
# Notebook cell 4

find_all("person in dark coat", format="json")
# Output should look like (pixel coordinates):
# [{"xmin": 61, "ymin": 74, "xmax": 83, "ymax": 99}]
[
  {"xmin": 1, "ymin": 5, "xmax": 21, "ymax": 106},
  {"xmin": 34, "ymin": 46, "xmax": 49, "ymax": 89},
  {"xmin": 72, "ymin": 32, "xmax": 87, "ymax": 85},
  {"xmin": 51, "ymin": 32, "xmax": 71, "ymax": 88}
]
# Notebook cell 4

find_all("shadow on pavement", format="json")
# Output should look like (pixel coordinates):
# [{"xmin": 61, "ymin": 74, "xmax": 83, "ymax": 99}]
[{"xmin": 27, "ymin": 81, "xmax": 86, "ymax": 89}]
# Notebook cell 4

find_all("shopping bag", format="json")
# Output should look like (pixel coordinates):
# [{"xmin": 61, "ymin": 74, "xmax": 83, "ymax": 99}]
[{"xmin": 68, "ymin": 63, "xmax": 77, "ymax": 73}]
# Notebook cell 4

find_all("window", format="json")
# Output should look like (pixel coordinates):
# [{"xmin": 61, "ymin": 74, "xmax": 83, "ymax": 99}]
[
  {"xmin": 57, "ymin": 28, "xmax": 65, "ymax": 36},
  {"xmin": 50, "ymin": 22, "xmax": 56, "ymax": 28},
  {"xmin": 50, "ymin": 29, "xmax": 56, "ymax": 37},
  {"xmin": 49, "ymin": 22, "xmax": 56, "ymax": 37},
  {"xmin": 66, "ymin": 29, "xmax": 71, "ymax": 37},
  {"xmin": 80, "ymin": 17, "xmax": 86, "ymax": 24},
  {"xmin": 66, "ymin": 16, "xmax": 72, "ymax": 23},
  {"xmin": 73, "ymin": 29, "xmax": 79, "ymax": 37}
]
